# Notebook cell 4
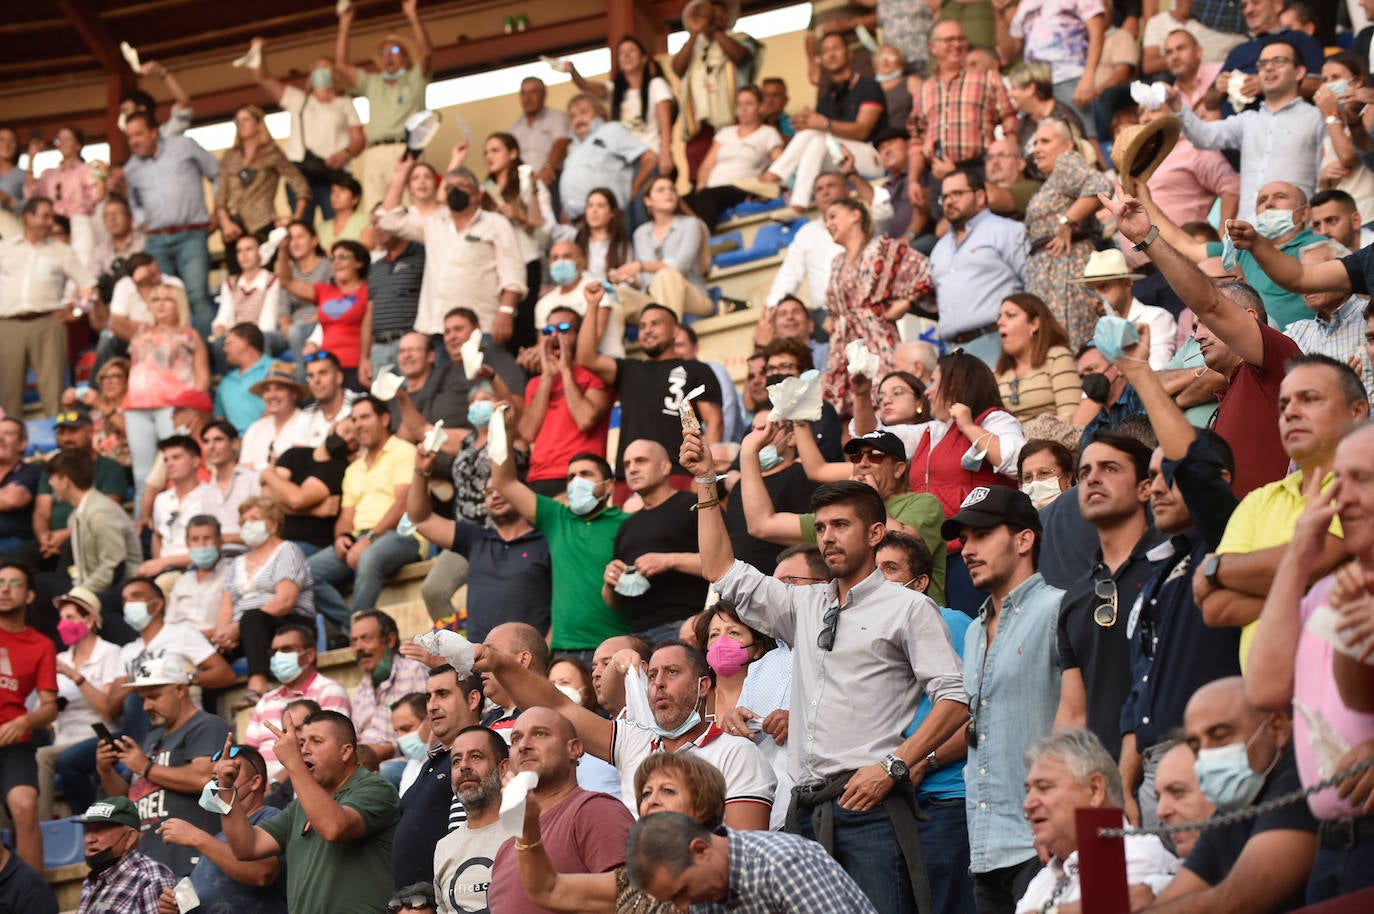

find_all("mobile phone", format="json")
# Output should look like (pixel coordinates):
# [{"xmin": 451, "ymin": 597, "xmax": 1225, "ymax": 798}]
[{"xmin": 92, "ymin": 723, "xmax": 118, "ymax": 746}]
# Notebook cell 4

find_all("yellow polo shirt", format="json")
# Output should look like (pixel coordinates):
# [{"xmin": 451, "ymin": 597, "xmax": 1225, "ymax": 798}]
[
  {"xmin": 343, "ymin": 435, "xmax": 418, "ymax": 534},
  {"xmin": 1216, "ymin": 469, "xmax": 1342, "ymax": 669}
]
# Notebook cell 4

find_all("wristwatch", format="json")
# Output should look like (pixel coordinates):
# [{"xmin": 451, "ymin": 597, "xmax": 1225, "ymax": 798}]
[
  {"xmin": 1057, "ymin": 214, "xmax": 1070, "ymax": 227},
  {"xmin": 1203, "ymin": 554, "xmax": 1224, "ymax": 588},
  {"xmin": 925, "ymin": 750, "xmax": 940, "ymax": 772},
  {"xmin": 1132, "ymin": 224, "xmax": 1160, "ymax": 252},
  {"xmin": 880, "ymin": 753, "xmax": 909, "ymax": 781},
  {"xmin": 1327, "ymin": 115, "xmax": 1343, "ymax": 126}
]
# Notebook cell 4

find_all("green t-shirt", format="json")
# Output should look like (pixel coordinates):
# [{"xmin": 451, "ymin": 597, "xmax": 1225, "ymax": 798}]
[
  {"xmin": 38, "ymin": 456, "xmax": 130, "ymax": 530},
  {"xmin": 535, "ymin": 495, "xmax": 630, "ymax": 650},
  {"xmin": 258, "ymin": 766, "xmax": 399, "ymax": 914},
  {"xmin": 353, "ymin": 68, "xmax": 428, "ymax": 141},
  {"xmin": 799, "ymin": 491, "xmax": 949, "ymax": 605},
  {"xmin": 1205, "ymin": 227, "xmax": 1322, "ymax": 330}
]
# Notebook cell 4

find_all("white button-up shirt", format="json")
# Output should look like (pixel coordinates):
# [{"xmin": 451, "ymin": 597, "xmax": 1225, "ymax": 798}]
[
  {"xmin": 0, "ymin": 236, "xmax": 95, "ymax": 317},
  {"xmin": 765, "ymin": 219, "xmax": 843, "ymax": 308},
  {"xmin": 1015, "ymin": 829, "xmax": 1178, "ymax": 913}
]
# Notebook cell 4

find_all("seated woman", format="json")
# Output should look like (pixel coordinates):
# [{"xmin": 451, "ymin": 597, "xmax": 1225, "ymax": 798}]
[
  {"xmin": 276, "ymin": 239, "xmax": 371, "ymax": 389},
  {"xmin": 611, "ymin": 176, "xmax": 714, "ymax": 320},
  {"xmin": 693, "ymin": 603, "xmax": 773, "ymax": 726},
  {"xmin": 1018, "ymin": 439, "xmax": 1076, "ymax": 509},
  {"xmin": 994, "ymin": 293, "xmax": 1081, "ymax": 423},
  {"xmin": 574, "ymin": 188, "xmax": 635, "ymax": 281},
  {"xmin": 213, "ymin": 496, "xmax": 316, "ymax": 710},
  {"xmin": 65, "ymin": 357, "xmax": 132, "ymax": 467},
  {"xmin": 517, "ymin": 752, "xmax": 727, "ymax": 914},
  {"xmin": 315, "ymin": 174, "xmax": 375, "ymax": 250},
  {"xmin": 212, "ymin": 235, "xmax": 285, "ymax": 371},
  {"xmin": 683, "ymin": 85, "xmax": 785, "ymax": 230}
]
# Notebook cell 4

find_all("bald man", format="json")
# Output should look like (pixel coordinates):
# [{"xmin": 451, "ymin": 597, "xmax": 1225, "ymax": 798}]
[{"xmin": 602, "ymin": 439, "xmax": 707, "ymax": 644}]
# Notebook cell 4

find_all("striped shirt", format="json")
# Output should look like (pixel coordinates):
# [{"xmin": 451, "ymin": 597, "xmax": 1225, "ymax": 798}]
[
  {"xmin": 1283, "ymin": 295, "xmax": 1373, "ymax": 397},
  {"xmin": 998, "ymin": 346, "xmax": 1083, "ymax": 423},
  {"xmin": 367, "ymin": 241, "xmax": 425, "ymax": 336}
]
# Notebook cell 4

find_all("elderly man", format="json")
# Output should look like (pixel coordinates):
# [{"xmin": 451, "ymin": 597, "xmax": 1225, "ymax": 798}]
[
  {"xmin": 75, "ymin": 797, "xmax": 175, "ymax": 914},
  {"xmin": 95, "ymin": 657, "xmax": 231, "ymax": 877},
  {"xmin": 1140, "ymin": 677, "xmax": 1318, "ymax": 914},
  {"xmin": 1016, "ymin": 730, "xmax": 1178, "ymax": 913},
  {"xmin": 1074, "ymin": 249, "xmax": 1178, "ymax": 369},
  {"xmin": 348, "ymin": 609, "xmax": 430, "ymax": 767},
  {"xmin": 432, "ymin": 725, "xmax": 510, "ymax": 914},
  {"xmin": 1154, "ymin": 741, "xmax": 1217, "ymax": 859},
  {"xmin": 0, "ymin": 197, "xmax": 96, "ymax": 417},
  {"xmin": 222, "ymin": 709, "xmax": 400, "ymax": 914},
  {"xmin": 486, "ymin": 707, "xmax": 635, "ymax": 910},
  {"xmin": 1281, "ymin": 240, "xmax": 1373, "ymax": 393},
  {"xmin": 1245, "ymin": 419, "xmax": 1374, "ymax": 901},
  {"xmin": 983, "ymin": 136, "xmax": 1041, "ymax": 220},
  {"xmin": 559, "ymin": 93, "xmax": 657, "ymax": 223},
  {"xmin": 509, "ymin": 77, "xmax": 569, "ymax": 180}
]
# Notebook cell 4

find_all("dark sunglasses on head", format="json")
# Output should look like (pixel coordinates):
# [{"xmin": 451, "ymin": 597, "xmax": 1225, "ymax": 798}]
[
  {"xmin": 541, "ymin": 322, "xmax": 574, "ymax": 335},
  {"xmin": 212, "ymin": 746, "xmax": 246, "ymax": 763},
  {"xmin": 303, "ymin": 350, "xmax": 334, "ymax": 363}
]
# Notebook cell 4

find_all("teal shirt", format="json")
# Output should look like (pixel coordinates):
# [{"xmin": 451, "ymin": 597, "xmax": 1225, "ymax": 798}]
[
  {"xmin": 1206, "ymin": 227, "xmax": 1323, "ymax": 330},
  {"xmin": 534, "ymin": 495, "xmax": 630, "ymax": 650},
  {"xmin": 905, "ymin": 606, "xmax": 972, "ymax": 800},
  {"xmin": 214, "ymin": 353, "xmax": 273, "ymax": 435},
  {"xmin": 38, "ymin": 456, "xmax": 130, "ymax": 529}
]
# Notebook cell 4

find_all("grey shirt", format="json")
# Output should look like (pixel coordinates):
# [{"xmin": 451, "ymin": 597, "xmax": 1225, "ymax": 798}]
[{"xmin": 713, "ymin": 560, "xmax": 965, "ymax": 784}]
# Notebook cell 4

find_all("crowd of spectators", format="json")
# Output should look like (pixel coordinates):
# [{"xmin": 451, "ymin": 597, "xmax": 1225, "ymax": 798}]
[{"xmin": 6, "ymin": 0, "xmax": 1374, "ymax": 912}]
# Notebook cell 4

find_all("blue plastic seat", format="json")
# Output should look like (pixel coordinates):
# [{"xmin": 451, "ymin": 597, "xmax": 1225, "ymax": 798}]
[
  {"xmin": 730, "ymin": 197, "xmax": 787, "ymax": 218},
  {"xmin": 316, "ymin": 614, "xmax": 328, "ymax": 652},
  {"xmin": 42, "ymin": 817, "xmax": 85, "ymax": 868},
  {"xmin": 715, "ymin": 218, "xmax": 805, "ymax": 269}
]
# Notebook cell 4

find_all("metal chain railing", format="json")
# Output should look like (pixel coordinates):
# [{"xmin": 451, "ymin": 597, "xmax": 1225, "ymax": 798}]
[{"xmin": 1098, "ymin": 755, "xmax": 1374, "ymax": 839}]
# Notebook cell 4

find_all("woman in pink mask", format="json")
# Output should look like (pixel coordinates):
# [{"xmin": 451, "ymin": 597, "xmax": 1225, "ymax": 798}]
[{"xmin": 693, "ymin": 603, "xmax": 773, "ymax": 724}]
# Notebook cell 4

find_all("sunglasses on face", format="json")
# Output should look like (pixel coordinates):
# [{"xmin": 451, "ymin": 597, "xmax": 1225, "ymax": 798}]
[
  {"xmin": 387, "ymin": 896, "xmax": 433, "ymax": 914},
  {"xmin": 847, "ymin": 449, "xmax": 891, "ymax": 464},
  {"xmin": 541, "ymin": 322, "xmax": 574, "ymax": 335}
]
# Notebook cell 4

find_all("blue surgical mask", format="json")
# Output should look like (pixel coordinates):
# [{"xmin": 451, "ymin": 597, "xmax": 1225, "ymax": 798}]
[
  {"xmin": 566, "ymin": 476, "xmax": 603, "ymax": 516},
  {"xmin": 199, "ymin": 780, "xmax": 235, "ymax": 815},
  {"xmin": 397, "ymin": 731, "xmax": 430, "ymax": 761},
  {"xmin": 961, "ymin": 436, "xmax": 989, "ymax": 472},
  {"xmin": 1093, "ymin": 315, "xmax": 1140, "ymax": 363},
  {"xmin": 124, "ymin": 602, "xmax": 152, "ymax": 633},
  {"xmin": 383, "ymin": 66, "xmax": 408, "ymax": 83},
  {"xmin": 467, "ymin": 400, "xmax": 494, "ymax": 429},
  {"xmin": 1254, "ymin": 208, "xmax": 1297, "ymax": 241},
  {"xmin": 874, "ymin": 68, "xmax": 903, "ymax": 83},
  {"xmin": 758, "ymin": 444, "xmax": 783, "ymax": 471},
  {"xmin": 269, "ymin": 651, "xmax": 303, "ymax": 684},
  {"xmin": 1194, "ymin": 721, "xmax": 1277, "ymax": 811},
  {"xmin": 189, "ymin": 546, "xmax": 220, "ymax": 570},
  {"xmin": 651, "ymin": 708, "xmax": 702, "ymax": 740},
  {"xmin": 1329, "ymin": 79, "xmax": 1350, "ymax": 97},
  {"xmin": 310, "ymin": 67, "xmax": 334, "ymax": 90},
  {"xmin": 550, "ymin": 259, "xmax": 579, "ymax": 286}
]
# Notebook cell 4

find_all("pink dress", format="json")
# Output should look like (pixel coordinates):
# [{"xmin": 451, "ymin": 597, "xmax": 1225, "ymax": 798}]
[{"xmin": 124, "ymin": 326, "xmax": 199, "ymax": 410}]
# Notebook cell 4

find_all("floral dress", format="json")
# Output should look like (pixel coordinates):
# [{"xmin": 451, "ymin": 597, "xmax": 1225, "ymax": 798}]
[
  {"xmin": 1024, "ymin": 150, "xmax": 1111, "ymax": 350},
  {"xmin": 124, "ymin": 327, "xmax": 199, "ymax": 410},
  {"xmin": 823, "ymin": 236, "xmax": 934, "ymax": 416}
]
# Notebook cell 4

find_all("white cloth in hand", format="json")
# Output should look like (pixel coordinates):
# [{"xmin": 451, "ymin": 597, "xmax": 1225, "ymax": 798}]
[
  {"xmin": 845, "ymin": 340, "xmax": 880, "ymax": 380},
  {"xmin": 767, "ymin": 369, "xmax": 824, "ymax": 422},
  {"xmin": 412, "ymin": 630, "xmax": 476, "ymax": 675}
]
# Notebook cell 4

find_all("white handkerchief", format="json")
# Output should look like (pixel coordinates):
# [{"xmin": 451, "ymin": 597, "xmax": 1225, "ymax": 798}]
[
  {"xmin": 422, "ymin": 420, "xmax": 447, "ymax": 455},
  {"xmin": 488, "ymin": 404, "xmax": 510, "ymax": 466},
  {"xmin": 231, "ymin": 42, "xmax": 262, "ymax": 71},
  {"xmin": 517, "ymin": 163, "xmax": 534, "ymax": 199},
  {"xmin": 623, "ymin": 664, "xmax": 655, "ymax": 727},
  {"xmin": 369, "ymin": 366, "xmax": 403, "ymax": 401},
  {"xmin": 258, "ymin": 226, "xmax": 288, "ymax": 263},
  {"xmin": 336, "ymin": 0, "xmax": 352, "ymax": 15},
  {"xmin": 1295, "ymin": 700, "xmax": 1351, "ymax": 779},
  {"xmin": 175, "ymin": 877, "xmax": 201, "ymax": 914},
  {"xmin": 461, "ymin": 334, "xmax": 484, "ymax": 380},
  {"xmin": 1227, "ymin": 81, "xmax": 1257, "ymax": 112},
  {"xmin": 1130, "ymin": 81, "xmax": 1169, "ymax": 111},
  {"xmin": 1306, "ymin": 602, "xmax": 1374, "ymax": 663},
  {"xmin": 541, "ymin": 55, "xmax": 572, "ymax": 73},
  {"xmin": 499, "ymin": 770, "xmax": 539, "ymax": 836},
  {"xmin": 767, "ymin": 369, "xmax": 824, "ymax": 422},
  {"xmin": 120, "ymin": 42, "xmax": 141, "ymax": 74},
  {"xmin": 404, "ymin": 111, "xmax": 441, "ymax": 152},
  {"xmin": 845, "ymin": 340, "xmax": 880, "ymax": 380},
  {"xmin": 412, "ymin": 629, "xmax": 476, "ymax": 675}
]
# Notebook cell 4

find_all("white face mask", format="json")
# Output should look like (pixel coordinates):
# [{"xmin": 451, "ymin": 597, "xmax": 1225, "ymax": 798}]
[
  {"xmin": 1253, "ymin": 207, "xmax": 1297, "ymax": 241},
  {"xmin": 1021, "ymin": 478, "xmax": 1063, "ymax": 506}
]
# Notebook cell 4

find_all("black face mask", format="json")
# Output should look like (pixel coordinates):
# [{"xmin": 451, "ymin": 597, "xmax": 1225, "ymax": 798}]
[
  {"xmin": 85, "ymin": 846, "xmax": 122, "ymax": 876},
  {"xmin": 324, "ymin": 433, "xmax": 349, "ymax": 461},
  {"xmin": 447, "ymin": 187, "xmax": 471, "ymax": 211},
  {"xmin": 1081, "ymin": 372, "xmax": 1112, "ymax": 405}
]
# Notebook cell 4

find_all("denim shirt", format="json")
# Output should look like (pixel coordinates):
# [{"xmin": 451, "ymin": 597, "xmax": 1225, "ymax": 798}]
[{"xmin": 963, "ymin": 572, "xmax": 1063, "ymax": 874}]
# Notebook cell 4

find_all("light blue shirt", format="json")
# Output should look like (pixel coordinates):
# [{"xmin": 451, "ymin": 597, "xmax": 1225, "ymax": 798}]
[
  {"xmin": 1179, "ymin": 97, "xmax": 1325, "ymax": 222},
  {"xmin": 124, "ymin": 134, "xmax": 220, "ymax": 231},
  {"xmin": 905, "ymin": 607, "xmax": 972, "ymax": 801},
  {"xmin": 738, "ymin": 642, "xmax": 793, "ymax": 715},
  {"xmin": 1283, "ymin": 294, "xmax": 1374, "ymax": 394},
  {"xmin": 929, "ymin": 208, "xmax": 1028, "ymax": 339},
  {"xmin": 963, "ymin": 572, "xmax": 1063, "ymax": 874},
  {"xmin": 559, "ymin": 119, "xmax": 649, "ymax": 220},
  {"xmin": 214, "ymin": 353, "xmax": 273, "ymax": 435},
  {"xmin": 633, "ymin": 215, "xmax": 709, "ymax": 293}
]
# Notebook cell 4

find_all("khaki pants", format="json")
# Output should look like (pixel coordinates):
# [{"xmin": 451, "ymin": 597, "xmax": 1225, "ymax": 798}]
[
  {"xmin": 616, "ymin": 268, "xmax": 714, "ymax": 324},
  {"xmin": 360, "ymin": 143, "xmax": 406, "ymax": 214},
  {"xmin": 0, "ymin": 313, "xmax": 65, "ymax": 418}
]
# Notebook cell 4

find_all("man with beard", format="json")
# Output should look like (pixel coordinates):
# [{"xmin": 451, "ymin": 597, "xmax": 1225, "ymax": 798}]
[
  {"xmin": 95, "ymin": 657, "xmax": 230, "ymax": 877},
  {"xmin": 473, "ymin": 640, "xmax": 775, "ymax": 830},
  {"xmin": 392, "ymin": 665, "xmax": 484, "ymax": 889},
  {"xmin": 222, "ymin": 710, "xmax": 400, "ymax": 914},
  {"xmin": 407, "ymin": 464, "xmax": 551, "ymax": 636},
  {"xmin": 433, "ymin": 726, "xmax": 511, "ymax": 914},
  {"xmin": 293, "ymin": 351, "xmax": 359, "ymax": 448}
]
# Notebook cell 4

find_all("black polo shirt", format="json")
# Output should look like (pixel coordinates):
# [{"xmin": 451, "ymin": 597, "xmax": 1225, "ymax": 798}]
[
  {"xmin": 1058, "ymin": 524, "xmax": 1166, "ymax": 759},
  {"xmin": 449, "ymin": 521, "xmax": 551, "ymax": 642},
  {"xmin": 612, "ymin": 490, "xmax": 707, "ymax": 631},
  {"xmin": 0, "ymin": 461, "xmax": 40, "ymax": 541},
  {"xmin": 1122, "ymin": 435, "xmax": 1243, "ymax": 751},
  {"xmin": 368, "ymin": 242, "xmax": 425, "ymax": 337},
  {"xmin": 393, "ymin": 744, "xmax": 461, "ymax": 888},
  {"xmin": 724, "ymin": 463, "xmax": 819, "ymax": 573},
  {"xmin": 816, "ymin": 72, "xmax": 886, "ymax": 142}
]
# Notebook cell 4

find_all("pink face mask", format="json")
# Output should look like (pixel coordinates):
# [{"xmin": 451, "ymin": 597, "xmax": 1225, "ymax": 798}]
[
  {"xmin": 57, "ymin": 618, "xmax": 89, "ymax": 647},
  {"xmin": 706, "ymin": 635, "xmax": 753, "ymax": 678}
]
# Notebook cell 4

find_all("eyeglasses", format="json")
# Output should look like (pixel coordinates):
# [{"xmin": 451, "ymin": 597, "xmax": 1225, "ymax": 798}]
[
  {"xmin": 386, "ymin": 895, "xmax": 433, "ymax": 913},
  {"xmin": 817, "ymin": 603, "xmax": 841, "ymax": 651},
  {"xmin": 302, "ymin": 350, "xmax": 334, "ymax": 363},
  {"xmin": 780, "ymin": 574, "xmax": 827, "ymax": 586},
  {"xmin": 847, "ymin": 448, "xmax": 891, "ymax": 464},
  {"xmin": 1093, "ymin": 579, "xmax": 1118, "ymax": 628},
  {"xmin": 0, "ymin": 579, "xmax": 26, "ymax": 590},
  {"xmin": 941, "ymin": 188, "xmax": 974, "ymax": 201},
  {"xmin": 540, "ymin": 322, "xmax": 574, "ymax": 335},
  {"xmin": 1257, "ymin": 56, "xmax": 1294, "ymax": 69}
]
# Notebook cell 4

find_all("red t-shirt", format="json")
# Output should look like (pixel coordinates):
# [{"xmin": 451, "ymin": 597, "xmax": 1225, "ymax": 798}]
[
  {"xmin": 523, "ymin": 366, "xmax": 611, "ymax": 482},
  {"xmin": 314, "ymin": 281, "xmax": 369, "ymax": 368},
  {"xmin": 0, "ymin": 627, "xmax": 58, "ymax": 741},
  {"xmin": 1215, "ymin": 321, "xmax": 1301, "ymax": 499}
]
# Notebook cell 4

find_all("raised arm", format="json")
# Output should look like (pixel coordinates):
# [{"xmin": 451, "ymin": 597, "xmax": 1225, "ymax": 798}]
[
  {"xmin": 249, "ymin": 39, "xmax": 287, "ymax": 101},
  {"xmin": 271, "ymin": 718, "xmax": 367, "ymax": 842},
  {"xmin": 515, "ymin": 794, "xmax": 616, "ymax": 912},
  {"xmin": 574, "ymin": 284, "xmax": 619, "ymax": 385},
  {"xmin": 334, "ymin": 5, "xmax": 361, "ymax": 86},
  {"xmin": 401, "ymin": 0, "xmax": 433, "ymax": 74},
  {"xmin": 1229, "ymin": 220, "xmax": 1354, "ymax": 295},
  {"xmin": 1114, "ymin": 325, "xmax": 1195, "ymax": 460},
  {"xmin": 681, "ymin": 426, "xmax": 737, "ymax": 582},
  {"xmin": 489, "ymin": 415, "xmax": 538, "ymax": 523},
  {"xmin": 471, "ymin": 645, "xmax": 614, "ymax": 760},
  {"xmin": 275, "ymin": 244, "xmax": 317, "ymax": 301}
]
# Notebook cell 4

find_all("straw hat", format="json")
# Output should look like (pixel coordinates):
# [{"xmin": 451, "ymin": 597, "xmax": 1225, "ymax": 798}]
[
  {"xmin": 1111, "ymin": 115, "xmax": 1181, "ymax": 194},
  {"xmin": 1071, "ymin": 249, "xmax": 1145, "ymax": 285},
  {"xmin": 248, "ymin": 361, "xmax": 309, "ymax": 400}
]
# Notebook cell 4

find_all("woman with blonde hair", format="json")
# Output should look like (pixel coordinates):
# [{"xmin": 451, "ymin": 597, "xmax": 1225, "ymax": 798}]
[
  {"xmin": 994, "ymin": 293, "xmax": 1081, "ymax": 422},
  {"xmin": 215, "ymin": 105, "xmax": 310, "ymax": 269}
]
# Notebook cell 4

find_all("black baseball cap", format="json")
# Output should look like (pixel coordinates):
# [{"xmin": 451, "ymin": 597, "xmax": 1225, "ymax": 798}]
[
  {"xmin": 55, "ymin": 407, "xmax": 93, "ymax": 428},
  {"xmin": 941, "ymin": 485, "xmax": 1041, "ymax": 541},
  {"xmin": 871, "ymin": 126, "xmax": 910, "ymax": 146},
  {"xmin": 843, "ymin": 431, "xmax": 907, "ymax": 462}
]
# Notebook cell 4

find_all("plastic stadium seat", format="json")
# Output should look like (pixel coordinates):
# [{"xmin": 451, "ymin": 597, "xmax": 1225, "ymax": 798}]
[
  {"xmin": 727, "ymin": 197, "xmax": 787, "ymax": 219},
  {"xmin": 714, "ymin": 218, "xmax": 805, "ymax": 269},
  {"xmin": 231, "ymin": 657, "xmax": 249, "ymax": 676},
  {"xmin": 42, "ymin": 817, "xmax": 85, "ymax": 868}
]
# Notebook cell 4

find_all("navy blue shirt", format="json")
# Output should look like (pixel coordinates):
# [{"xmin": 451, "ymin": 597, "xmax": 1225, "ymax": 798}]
[
  {"xmin": 449, "ymin": 522, "xmax": 551, "ymax": 642},
  {"xmin": 816, "ymin": 72, "xmax": 887, "ymax": 143},
  {"xmin": 367, "ymin": 241, "xmax": 425, "ymax": 336},
  {"xmin": 1121, "ymin": 435, "xmax": 1242, "ymax": 750},
  {"xmin": 0, "ymin": 848, "xmax": 57, "ymax": 914},
  {"xmin": 393, "ymin": 745, "xmax": 461, "ymax": 888},
  {"xmin": 0, "ymin": 460, "xmax": 41, "ymax": 541}
]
